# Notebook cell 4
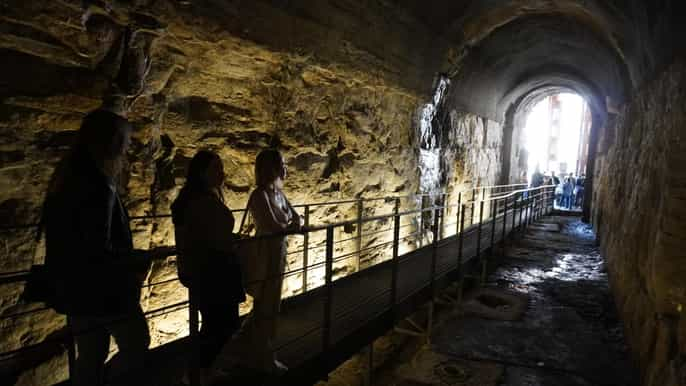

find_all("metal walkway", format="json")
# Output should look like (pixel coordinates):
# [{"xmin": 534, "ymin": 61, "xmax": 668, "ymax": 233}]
[
  {"xmin": 132, "ymin": 186, "xmax": 553, "ymax": 385},
  {"xmin": 0, "ymin": 184, "xmax": 554, "ymax": 385}
]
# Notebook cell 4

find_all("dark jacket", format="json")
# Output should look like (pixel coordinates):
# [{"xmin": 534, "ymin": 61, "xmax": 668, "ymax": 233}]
[
  {"xmin": 44, "ymin": 150, "xmax": 146, "ymax": 316},
  {"xmin": 171, "ymin": 189, "xmax": 245, "ymax": 303}
]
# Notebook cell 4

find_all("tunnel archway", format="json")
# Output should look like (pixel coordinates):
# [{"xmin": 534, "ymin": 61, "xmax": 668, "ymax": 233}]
[{"xmin": 427, "ymin": 2, "xmax": 643, "ymax": 223}]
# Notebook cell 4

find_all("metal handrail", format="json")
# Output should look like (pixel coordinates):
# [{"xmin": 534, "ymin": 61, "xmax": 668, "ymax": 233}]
[
  {"xmin": 0, "ymin": 183, "xmax": 527, "ymax": 231},
  {"xmin": 0, "ymin": 185, "xmax": 555, "ymax": 384}
]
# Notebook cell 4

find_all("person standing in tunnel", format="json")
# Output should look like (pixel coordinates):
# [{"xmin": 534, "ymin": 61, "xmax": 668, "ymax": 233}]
[
  {"xmin": 575, "ymin": 174, "xmax": 586, "ymax": 208},
  {"xmin": 171, "ymin": 150, "xmax": 245, "ymax": 382},
  {"xmin": 239, "ymin": 148, "xmax": 302, "ymax": 375},
  {"xmin": 42, "ymin": 109, "xmax": 150, "ymax": 386},
  {"xmin": 530, "ymin": 165, "xmax": 544, "ymax": 188},
  {"xmin": 562, "ymin": 176, "xmax": 574, "ymax": 210}
]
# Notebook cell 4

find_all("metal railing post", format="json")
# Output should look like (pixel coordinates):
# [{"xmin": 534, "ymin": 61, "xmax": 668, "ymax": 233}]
[
  {"xmin": 482, "ymin": 187, "xmax": 487, "ymax": 201},
  {"xmin": 356, "ymin": 198, "xmax": 363, "ymax": 271},
  {"xmin": 418, "ymin": 196, "xmax": 426, "ymax": 247},
  {"xmin": 390, "ymin": 198, "xmax": 400, "ymax": 317},
  {"xmin": 518, "ymin": 193, "xmax": 524, "ymax": 230},
  {"xmin": 502, "ymin": 195, "xmax": 508, "ymax": 244},
  {"xmin": 458, "ymin": 204, "xmax": 466, "ymax": 275},
  {"xmin": 455, "ymin": 192, "xmax": 462, "ymax": 235},
  {"xmin": 430, "ymin": 207, "xmax": 440, "ymax": 299},
  {"xmin": 490, "ymin": 199, "xmax": 497, "ymax": 253},
  {"xmin": 480, "ymin": 200, "xmax": 488, "ymax": 284},
  {"xmin": 471, "ymin": 188, "xmax": 477, "ymax": 224},
  {"xmin": 537, "ymin": 190, "xmax": 542, "ymax": 220},
  {"xmin": 476, "ymin": 200, "xmax": 484, "ymax": 262},
  {"xmin": 441, "ymin": 193, "xmax": 448, "ymax": 240},
  {"xmin": 323, "ymin": 225, "xmax": 334, "ymax": 352},
  {"xmin": 528, "ymin": 192, "xmax": 532, "ymax": 224},
  {"xmin": 470, "ymin": 200, "xmax": 476, "ymax": 229},
  {"xmin": 511, "ymin": 193, "xmax": 517, "ymax": 234},
  {"xmin": 302, "ymin": 205, "xmax": 310, "ymax": 293}
]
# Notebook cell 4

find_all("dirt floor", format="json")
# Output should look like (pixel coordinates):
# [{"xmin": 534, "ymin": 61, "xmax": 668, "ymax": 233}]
[
  {"xmin": 391, "ymin": 215, "xmax": 637, "ymax": 386},
  {"xmin": 322, "ymin": 215, "xmax": 638, "ymax": 386}
]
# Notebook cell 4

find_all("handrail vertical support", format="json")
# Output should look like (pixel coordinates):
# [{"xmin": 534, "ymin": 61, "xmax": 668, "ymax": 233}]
[
  {"xmin": 477, "ymin": 200, "xmax": 485, "ymax": 285},
  {"xmin": 439, "ymin": 193, "xmax": 446, "ymax": 240},
  {"xmin": 455, "ymin": 192, "xmax": 462, "ymax": 236},
  {"xmin": 356, "ymin": 199, "xmax": 363, "ymax": 272},
  {"xmin": 511, "ymin": 194, "xmax": 517, "ymax": 236},
  {"xmin": 470, "ymin": 201, "xmax": 476, "ymax": 229},
  {"xmin": 490, "ymin": 198, "xmax": 497, "ymax": 255},
  {"xmin": 363, "ymin": 344, "xmax": 374, "ymax": 386},
  {"xmin": 458, "ymin": 205, "xmax": 466, "ymax": 275},
  {"xmin": 302, "ymin": 205, "xmax": 310, "ymax": 293},
  {"xmin": 427, "ymin": 208, "xmax": 440, "ymax": 345},
  {"xmin": 418, "ymin": 197, "xmax": 426, "ymax": 248},
  {"xmin": 390, "ymin": 198, "xmax": 400, "ymax": 319},
  {"xmin": 430, "ymin": 208, "xmax": 440, "ymax": 300},
  {"xmin": 471, "ymin": 188, "xmax": 477, "ymax": 224},
  {"xmin": 457, "ymin": 205, "xmax": 466, "ymax": 305},
  {"xmin": 519, "ymin": 193, "xmax": 524, "ymax": 230},
  {"xmin": 502, "ymin": 195, "xmax": 508, "ymax": 245},
  {"xmin": 323, "ymin": 226, "xmax": 334, "ymax": 352}
]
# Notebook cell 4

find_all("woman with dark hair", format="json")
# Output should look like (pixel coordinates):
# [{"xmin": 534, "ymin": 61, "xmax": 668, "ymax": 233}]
[
  {"xmin": 239, "ymin": 148, "xmax": 302, "ymax": 374},
  {"xmin": 171, "ymin": 150, "xmax": 245, "ymax": 379},
  {"xmin": 42, "ymin": 109, "xmax": 150, "ymax": 386}
]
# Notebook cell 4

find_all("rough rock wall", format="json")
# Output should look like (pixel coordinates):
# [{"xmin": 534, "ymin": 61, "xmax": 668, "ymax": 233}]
[
  {"xmin": 593, "ymin": 57, "xmax": 686, "ymax": 386},
  {"xmin": 0, "ymin": 1, "xmax": 508, "ymax": 384},
  {"xmin": 442, "ymin": 112, "xmax": 503, "ymax": 234},
  {"xmin": 505, "ymin": 107, "xmax": 529, "ymax": 185}
]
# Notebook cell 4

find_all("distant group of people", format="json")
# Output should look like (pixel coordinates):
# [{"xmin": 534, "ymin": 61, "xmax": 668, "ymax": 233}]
[
  {"xmin": 526, "ymin": 167, "xmax": 585, "ymax": 210},
  {"xmin": 40, "ymin": 109, "xmax": 301, "ymax": 385}
]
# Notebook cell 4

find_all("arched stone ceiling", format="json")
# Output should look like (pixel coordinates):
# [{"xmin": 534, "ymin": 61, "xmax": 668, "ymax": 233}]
[
  {"xmin": 445, "ymin": 14, "xmax": 628, "ymax": 121},
  {"xmin": 395, "ymin": 0, "xmax": 682, "ymax": 123}
]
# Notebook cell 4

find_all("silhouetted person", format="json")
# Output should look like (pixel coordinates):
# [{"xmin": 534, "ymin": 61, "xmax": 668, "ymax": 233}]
[
  {"xmin": 531, "ymin": 166, "xmax": 544, "ymax": 189},
  {"xmin": 575, "ymin": 174, "xmax": 585, "ymax": 207},
  {"xmin": 563, "ymin": 177, "xmax": 574, "ymax": 209},
  {"xmin": 551, "ymin": 171, "xmax": 560, "ymax": 185},
  {"xmin": 171, "ymin": 150, "xmax": 245, "ymax": 380},
  {"xmin": 568, "ymin": 173, "xmax": 576, "ymax": 206},
  {"xmin": 42, "ymin": 109, "xmax": 149, "ymax": 386},
  {"xmin": 239, "ymin": 149, "xmax": 302, "ymax": 374}
]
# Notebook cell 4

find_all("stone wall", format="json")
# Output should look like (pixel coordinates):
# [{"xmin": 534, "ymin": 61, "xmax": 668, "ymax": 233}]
[
  {"xmin": 443, "ymin": 112, "xmax": 503, "ymax": 233},
  {"xmin": 593, "ymin": 57, "xmax": 686, "ymax": 386},
  {"xmin": 0, "ymin": 1, "xmax": 505, "ymax": 384}
]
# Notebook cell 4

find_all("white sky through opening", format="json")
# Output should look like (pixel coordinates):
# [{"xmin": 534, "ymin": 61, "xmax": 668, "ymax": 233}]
[{"xmin": 523, "ymin": 93, "xmax": 586, "ymax": 182}]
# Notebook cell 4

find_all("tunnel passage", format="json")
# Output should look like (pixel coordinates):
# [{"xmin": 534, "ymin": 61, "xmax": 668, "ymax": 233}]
[{"xmin": 0, "ymin": 1, "xmax": 685, "ymax": 385}]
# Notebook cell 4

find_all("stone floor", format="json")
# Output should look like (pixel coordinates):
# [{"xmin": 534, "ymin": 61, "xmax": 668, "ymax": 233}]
[{"xmin": 391, "ymin": 215, "xmax": 638, "ymax": 386}]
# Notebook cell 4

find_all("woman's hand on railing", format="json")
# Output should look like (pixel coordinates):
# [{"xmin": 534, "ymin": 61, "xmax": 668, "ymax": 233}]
[{"xmin": 287, "ymin": 215, "xmax": 304, "ymax": 233}]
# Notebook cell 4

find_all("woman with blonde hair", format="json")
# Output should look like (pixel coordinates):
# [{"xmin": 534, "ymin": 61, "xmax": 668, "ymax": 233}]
[{"xmin": 239, "ymin": 148, "xmax": 302, "ymax": 374}]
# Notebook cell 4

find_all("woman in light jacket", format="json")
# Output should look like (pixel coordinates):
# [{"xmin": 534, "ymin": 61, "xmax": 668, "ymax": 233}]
[{"xmin": 242, "ymin": 148, "xmax": 301, "ymax": 374}]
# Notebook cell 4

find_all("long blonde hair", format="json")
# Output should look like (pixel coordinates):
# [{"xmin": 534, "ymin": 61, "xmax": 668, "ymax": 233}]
[{"xmin": 254, "ymin": 149, "xmax": 284, "ymax": 188}]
